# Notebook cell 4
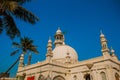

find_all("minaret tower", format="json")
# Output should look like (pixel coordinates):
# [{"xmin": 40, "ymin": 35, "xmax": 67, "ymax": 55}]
[
  {"xmin": 54, "ymin": 27, "xmax": 64, "ymax": 47},
  {"xmin": 100, "ymin": 31, "xmax": 110, "ymax": 58},
  {"xmin": 46, "ymin": 37, "xmax": 53, "ymax": 62},
  {"xmin": 18, "ymin": 54, "xmax": 24, "ymax": 71}
]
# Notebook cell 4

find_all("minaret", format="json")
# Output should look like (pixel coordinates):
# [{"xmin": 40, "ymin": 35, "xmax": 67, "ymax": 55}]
[
  {"xmin": 54, "ymin": 27, "xmax": 64, "ymax": 47},
  {"xmin": 19, "ymin": 54, "xmax": 24, "ymax": 67},
  {"xmin": 110, "ymin": 47, "xmax": 118, "ymax": 60},
  {"xmin": 46, "ymin": 37, "xmax": 53, "ymax": 62},
  {"xmin": 100, "ymin": 31, "xmax": 110, "ymax": 58}
]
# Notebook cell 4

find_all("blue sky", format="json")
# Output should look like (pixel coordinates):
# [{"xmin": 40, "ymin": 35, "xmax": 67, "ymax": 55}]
[{"xmin": 0, "ymin": 0, "xmax": 120, "ymax": 77}]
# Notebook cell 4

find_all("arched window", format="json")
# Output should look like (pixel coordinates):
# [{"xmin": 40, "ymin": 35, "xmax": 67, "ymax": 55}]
[
  {"xmin": 38, "ymin": 75, "xmax": 44, "ymax": 80},
  {"xmin": 46, "ymin": 75, "xmax": 51, "ymax": 80},
  {"xmin": 100, "ymin": 72, "xmax": 107, "ymax": 80},
  {"xmin": 84, "ymin": 74, "xmax": 91, "ymax": 80},
  {"xmin": 73, "ymin": 75, "xmax": 77, "ymax": 80},
  {"xmin": 115, "ymin": 73, "xmax": 119, "ymax": 80},
  {"xmin": 53, "ymin": 75, "xmax": 65, "ymax": 80}
]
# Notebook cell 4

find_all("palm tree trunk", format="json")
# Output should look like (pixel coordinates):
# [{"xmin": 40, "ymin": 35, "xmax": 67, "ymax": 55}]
[
  {"xmin": 0, "ymin": 56, "xmax": 20, "ymax": 78},
  {"xmin": 27, "ymin": 53, "xmax": 32, "ymax": 65}
]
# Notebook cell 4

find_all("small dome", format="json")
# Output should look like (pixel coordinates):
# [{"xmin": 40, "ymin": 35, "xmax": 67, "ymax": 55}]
[
  {"xmin": 56, "ymin": 28, "xmax": 62, "ymax": 34},
  {"xmin": 100, "ymin": 33, "xmax": 104, "ymax": 37},
  {"xmin": 111, "ymin": 47, "xmax": 115, "ymax": 53},
  {"xmin": 52, "ymin": 45, "xmax": 78, "ymax": 63}
]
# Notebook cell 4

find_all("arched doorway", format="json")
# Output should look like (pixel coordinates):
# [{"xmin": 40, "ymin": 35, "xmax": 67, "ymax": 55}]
[
  {"xmin": 115, "ymin": 73, "xmax": 119, "ymax": 80},
  {"xmin": 38, "ymin": 75, "xmax": 45, "ymax": 80},
  {"xmin": 84, "ymin": 74, "xmax": 91, "ymax": 80},
  {"xmin": 53, "ymin": 75, "xmax": 65, "ymax": 80}
]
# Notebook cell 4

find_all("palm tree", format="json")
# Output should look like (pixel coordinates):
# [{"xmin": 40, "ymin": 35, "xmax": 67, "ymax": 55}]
[
  {"xmin": 11, "ymin": 37, "xmax": 39, "ymax": 65},
  {"xmin": 0, "ymin": 37, "xmax": 39, "ymax": 78},
  {"xmin": 0, "ymin": 0, "xmax": 39, "ymax": 39}
]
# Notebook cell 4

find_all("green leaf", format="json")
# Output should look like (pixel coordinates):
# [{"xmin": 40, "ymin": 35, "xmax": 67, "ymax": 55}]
[
  {"xmin": 3, "ymin": 13, "xmax": 20, "ymax": 39},
  {"xmin": 10, "ymin": 49, "xmax": 19, "ymax": 56}
]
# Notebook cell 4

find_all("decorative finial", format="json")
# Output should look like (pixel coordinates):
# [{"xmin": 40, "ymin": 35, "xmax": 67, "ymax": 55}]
[
  {"xmin": 100, "ymin": 30, "xmax": 105, "ymax": 37},
  {"xmin": 111, "ymin": 46, "xmax": 115, "ymax": 53},
  {"xmin": 111, "ymin": 46, "xmax": 113, "ymax": 50},
  {"xmin": 100, "ymin": 30, "xmax": 103, "ymax": 34},
  {"xmin": 48, "ymin": 36, "xmax": 52, "ymax": 42},
  {"xmin": 49, "ymin": 36, "xmax": 51, "ymax": 40},
  {"xmin": 56, "ymin": 27, "xmax": 62, "ymax": 34},
  {"xmin": 58, "ymin": 27, "xmax": 60, "ymax": 30}
]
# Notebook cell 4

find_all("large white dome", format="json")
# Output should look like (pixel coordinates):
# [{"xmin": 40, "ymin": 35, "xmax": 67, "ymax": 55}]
[{"xmin": 52, "ymin": 45, "xmax": 78, "ymax": 63}]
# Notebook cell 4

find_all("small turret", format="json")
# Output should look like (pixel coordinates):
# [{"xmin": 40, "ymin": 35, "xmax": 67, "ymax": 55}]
[
  {"xmin": 100, "ymin": 31, "xmax": 110, "ymax": 59},
  {"xmin": 46, "ymin": 37, "xmax": 53, "ymax": 62},
  {"xmin": 19, "ymin": 54, "xmax": 24, "ymax": 67},
  {"xmin": 110, "ymin": 47, "xmax": 118, "ymax": 60},
  {"xmin": 54, "ymin": 27, "xmax": 64, "ymax": 47}
]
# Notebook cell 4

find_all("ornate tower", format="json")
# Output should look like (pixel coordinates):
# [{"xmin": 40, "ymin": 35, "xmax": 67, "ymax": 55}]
[
  {"xmin": 54, "ymin": 28, "xmax": 64, "ymax": 47},
  {"xmin": 46, "ymin": 37, "xmax": 53, "ymax": 62},
  {"xmin": 100, "ymin": 31, "xmax": 110, "ymax": 58}
]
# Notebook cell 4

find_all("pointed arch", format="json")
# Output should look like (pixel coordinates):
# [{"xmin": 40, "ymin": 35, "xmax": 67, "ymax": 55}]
[
  {"xmin": 100, "ymin": 72, "xmax": 107, "ymax": 80},
  {"xmin": 53, "ymin": 75, "xmax": 65, "ymax": 80},
  {"xmin": 115, "ymin": 73, "xmax": 119, "ymax": 80}
]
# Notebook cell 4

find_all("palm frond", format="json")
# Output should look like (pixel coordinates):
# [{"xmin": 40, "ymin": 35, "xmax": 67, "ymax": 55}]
[
  {"xmin": 10, "ymin": 49, "xmax": 19, "ymax": 56},
  {"xmin": 12, "ymin": 6, "xmax": 39, "ymax": 24},
  {"xmin": 12, "ymin": 42, "xmax": 20, "ymax": 48},
  {"xmin": 3, "ymin": 13, "xmax": 20, "ymax": 39},
  {"xmin": 21, "ymin": 37, "xmax": 39, "ymax": 54},
  {"xmin": 29, "ymin": 45, "xmax": 39, "ymax": 54},
  {"xmin": 1, "ymin": 1, "xmax": 18, "ymax": 12},
  {"xmin": 0, "ymin": 18, "xmax": 3, "ymax": 34},
  {"xmin": 1, "ymin": 0, "xmax": 31, "ymax": 3},
  {"xmin": 12, "ymin": 0, "xmax": 31, "ymax": 5}
]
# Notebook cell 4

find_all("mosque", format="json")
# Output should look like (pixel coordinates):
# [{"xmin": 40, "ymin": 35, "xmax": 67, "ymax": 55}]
[{"xmin": 17, "ymin": 28, "xmax": 120, "ymax": 80}]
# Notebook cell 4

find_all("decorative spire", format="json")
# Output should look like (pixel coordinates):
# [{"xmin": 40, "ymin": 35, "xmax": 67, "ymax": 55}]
[
  {"xmin": 110, "ymin": 47, "xmax": 118, "ymax": 60},
  {"xmin": 47, "ymin": 36, "xmax": 52, "ymax": 54},
  {"xmin": 100, "ymin": 31, "xmax": 110, "ymax": 58},
  {"xmin": 111, "ymin": 47, "xmax": 115, "ymax": 54},
  {"xmin": 54, "ymin": 27, "xmax": 64, "ymax": 47},
  {"xmin": 56, "ymin": 27, "xmax": 62, "ymax": 34},
  {"xmin": 48, "ymin": 36, "xmax": 52, "ymax": 43},
  {"xmin": 19, "ymin": 54, "xmax": 24, "ymax": 67},
  {"xmin": 100, "ymin": 30, "xmax": 105, "ymax": 37},
  {"xmin": 46, "ymin": 37, "xmax": 53, "ymax": 62}
]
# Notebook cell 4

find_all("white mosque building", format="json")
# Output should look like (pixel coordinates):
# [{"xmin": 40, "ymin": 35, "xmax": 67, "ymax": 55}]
[{"xmin": 17, "ymin": 28, "xmax": 120, "ymax": 80}]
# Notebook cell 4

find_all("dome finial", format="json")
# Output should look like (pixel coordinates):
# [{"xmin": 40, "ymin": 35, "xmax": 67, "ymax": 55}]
[
  {"xmin": 48, "ymin": 36, "xmax": 52, "ymax": 42},
  {"xmin": 49, "ymin": 36, "xmax": 51, "ymax": 40},
  {"xmin": 56, "ymin": 27, "xmax": 62, "ymax": 34},
  {"xmin": 100, "ymin": 30, "xmax": 105, "ymax": 37},
  {"xmin": 100, "ymin": 30, "xmax": 103, "ymax": 34},
  {"xmin": 58, "ymin": 27, "xmax": 60, "ymax": 30}
]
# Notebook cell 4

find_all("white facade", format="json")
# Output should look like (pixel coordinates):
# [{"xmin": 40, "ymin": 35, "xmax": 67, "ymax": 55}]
[{"xmin": 17, "ymin": 28, "xmax": 120, "ymax": 80}]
